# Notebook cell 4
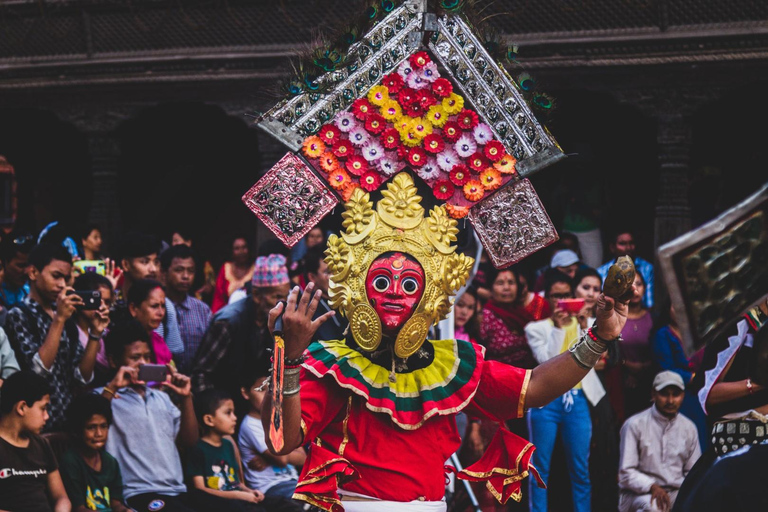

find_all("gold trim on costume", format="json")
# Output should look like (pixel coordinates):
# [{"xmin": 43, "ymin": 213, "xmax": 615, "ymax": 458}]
[
  {"xmin": 293, "ymin": 492, "xmax": 340, "ymax": 512},
  {"xmin": 518, "ymin": 370, "xmax": 532, "ymax": 418},
  {"xmin": 339, "ymin": 396, "xmax": 353, "ymax": 457}
]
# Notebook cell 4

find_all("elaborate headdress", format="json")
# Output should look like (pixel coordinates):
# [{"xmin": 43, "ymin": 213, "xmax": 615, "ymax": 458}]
[{"xmin": 325, "ymin": 172, "xmax": 473, "ymax": 357}]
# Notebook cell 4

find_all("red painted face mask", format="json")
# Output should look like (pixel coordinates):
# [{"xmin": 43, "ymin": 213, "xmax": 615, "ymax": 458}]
[{"xmin": 365, "ymin": 252, "xmax": 425, "ymax": 331}]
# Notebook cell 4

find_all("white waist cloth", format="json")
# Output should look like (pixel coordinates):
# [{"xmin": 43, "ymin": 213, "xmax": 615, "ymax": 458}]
[{"xmin": 338, "ymin": 490, "xmax": 447, "ymax": 512}]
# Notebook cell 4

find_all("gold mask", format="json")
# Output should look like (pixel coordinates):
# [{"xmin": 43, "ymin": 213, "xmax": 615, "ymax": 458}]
[{"xmin": 324, "ymin": 172, "xmax": 475, "ymax": 358}]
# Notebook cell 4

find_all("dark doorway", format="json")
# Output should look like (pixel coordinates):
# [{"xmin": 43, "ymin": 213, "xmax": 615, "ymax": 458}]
[
  {"xmin": 116, "ymin": 102, "xmax": 262, "ymax": 270},
  {"xmin": 0, "ymin": 108, "xmax": 90, "ymax": 234}
]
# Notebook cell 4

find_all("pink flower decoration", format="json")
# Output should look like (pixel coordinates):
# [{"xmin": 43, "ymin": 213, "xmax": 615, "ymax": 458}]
[
  {"xmin": 407, "ymin": 72, "xmax": 429, "ymax": 90},
  {"xmin": 420, "ymin": 62, "xmax": 439, "ymax": 83},
  {"xmin": 378, "ymin": 156, "xmax": 401, "ymax": 177},
  {"xmin": 417, "ymin": 158, "xmax": 441, "ymax": 182},
  {"xmin": 397, "ymin": 60, "xmax": 414, "ymax": 79}
]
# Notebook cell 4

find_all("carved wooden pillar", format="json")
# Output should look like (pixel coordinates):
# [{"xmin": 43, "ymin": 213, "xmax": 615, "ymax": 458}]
[{"xmin": 56, "ymin": 105, "xmax": 137, "ymax": 243}]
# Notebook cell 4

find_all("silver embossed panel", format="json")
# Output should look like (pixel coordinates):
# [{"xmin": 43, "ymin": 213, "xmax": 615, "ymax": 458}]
[
  {"xmin": 257, "ymin": 3, "xmax": 423, "ymax": 150},
  {"xmin": 428, "ymin": 15, "xmax": 565, "ymax": 177},
  {"xmin": 658, "ymin": 182, "xmax": 768, "ymax": 355},
  {"xmin": 242, "ymin": 152, "xmax": 339, "ymax": 248},
  {"xmin": 468, "ymin": 178, "xmax": 558, "ymax": 268}
]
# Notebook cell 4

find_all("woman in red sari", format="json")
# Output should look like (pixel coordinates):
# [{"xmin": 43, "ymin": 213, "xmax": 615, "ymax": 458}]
[{"xmin": 480, "ymin": 266, "xmax": 537, "ymax": 369}]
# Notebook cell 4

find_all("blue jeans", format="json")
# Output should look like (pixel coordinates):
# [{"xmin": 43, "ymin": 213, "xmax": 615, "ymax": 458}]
[
  {"xmin": 266, "ymin": 479, "xmax": 298, "ymax": 500},
  {"xmin": 527, "ymin": 389, "xmax": 592, "ymax": 512}
]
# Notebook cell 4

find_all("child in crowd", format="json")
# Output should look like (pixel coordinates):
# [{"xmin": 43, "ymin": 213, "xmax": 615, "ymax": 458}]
[
  {"xmin": 453, "ymin": 286, "xmax": 482, "ymax": 344},
  {"xmin": 0, "ymin": 371, "xmax": 71, "ymax": 512},
  {"xmin": 189, "ymin": 389, "xmax": 301, "ymax": 511},
  {"xmin": 61, "ymin": 393, "xmax": 130, "ymax": 511},
  {"xmin": 238, "ymin": 370, "xmax": 306, "ymax": 509},
  {"xmin": 100, "ymin": 319, "xmax": 216, "ymax": 512}
]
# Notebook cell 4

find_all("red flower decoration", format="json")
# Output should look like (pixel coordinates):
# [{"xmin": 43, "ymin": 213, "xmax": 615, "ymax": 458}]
[
  {"xmin": 382, "ymin": 73, "xmax": 404, "ymax": 94},
  {"xmin": 365, "ymin": 114, "xmax": 387, "ymax": 135},
  {"xmin": 415, "ymin": 89, "xmax": 438, "ymax": 111},
  {"xmin": 352, "ymin": 98, "xmax": 374, "ymax": 120},
  {"xmin": 423, "ymin": 133, "xmax": 446, "ymax": 154},
  {"xmin": 442, "ymin": 121, "xmax": 462, "ymax": 142},
  {"xmin": 397, "ymin": 144, "xmax": 410, "ymax": 160},
  {"xmin": 456, "ymin": 109, "xmax": 479, "ymax": 131},
  {"xmin": 397, "ymin": 87, "xmax": 418, "ymax": 108},
  {"xmin": 449, "ymin": 164, "xmax": 471, "ymax": 186},
  {"xmin": 345, "ymin": 155, "xmax": 368, "ymax": 176},
  {"xmin": 432, "ymin": 78, "xmax": 453, "ymax": 98},
  {"xmin": 380, "ymin": 128, "xmax": 400, "ymax": 149},
  {"xmin": 407, "ymin": 147, "xmax": 427, "ymax": 168},
  {"xmin": 483, "ymin": 140, "xmax": 506, "ymax": 162},
  {"xmin": 318, "ymin": 124, "xmax": 341, "ymax": 146},
  {"xmin": 433, "ymin": 180, "xmax": 455, "ymax": 201},
  {"xmin": 332, "ymin": 139, "xmax": 353, "ymax": 159},
  {"xmin": 405, "ymin": 103, "xmax": 424, "ymax": 118},
  {"xmin": 409, "ymin": 51, "xmax": 431, "ymax": 69},
  {"xmin": 468, "ymin": 151, "xmax": 490, "ymax": 172},
  {"xmin": 360, "ymin": 171, "xmax": 382, "ymax": 192}
]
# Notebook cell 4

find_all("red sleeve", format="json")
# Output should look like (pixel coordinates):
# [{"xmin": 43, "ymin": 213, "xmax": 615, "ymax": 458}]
[
  {"xmin": 464, "ymin": 360, "xmax": 531, "ymax": 422},
  {"xmin": 299, "ymin": 370, "xmax": 349, "ymax": 443},
  {"xmin": 211, "ymin": 264, "xmax": 229, "ymax": 314}
]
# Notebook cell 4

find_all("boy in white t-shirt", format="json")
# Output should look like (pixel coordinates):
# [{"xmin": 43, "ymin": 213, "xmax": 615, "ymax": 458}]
[{"xmin": 238, "ymin": 370, "xmax": 307, "ymax": 504}]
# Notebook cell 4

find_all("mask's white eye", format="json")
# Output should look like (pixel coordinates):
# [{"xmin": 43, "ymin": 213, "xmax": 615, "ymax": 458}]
[
  {"xmin": 401, "ymin": 276, "xmax": 420, "ymax": 295},
  {"xmin": 373, "ymin": 275, "xmax": 390, "ymax": 293}
]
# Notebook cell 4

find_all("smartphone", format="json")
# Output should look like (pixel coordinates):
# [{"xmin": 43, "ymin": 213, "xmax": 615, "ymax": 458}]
[
  {"xmin": 137, "ymin": 364, "xmax": 168, "ymax": 383},
  {"xmin": 557, "ymin": 298, "xmax": 586, "ymax": 314},
  {"xmin": 74, "ymin": 260, "xmax": 106, "ymax": 276},
  {"xmin": 67, "ymin": 290, "xmax": 101, "ymax": 310}
]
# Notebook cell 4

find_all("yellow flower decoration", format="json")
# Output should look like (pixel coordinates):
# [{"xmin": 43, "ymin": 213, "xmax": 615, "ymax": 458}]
[
  {"xmin": 410, "ymin": 116, "xmax": 433, "ymax": 139},
  {"xmin": 441, "ymin": 93, "xmax": 465, "ymax": 115},
  {"xmin": 380, "ymin": 100, "xmax": 402, "ymax": 121},
  {"xmin": 426, "ymin": 105, "xmax": 448, "ymax": 128},
  {"xmin": 367, "ymin": 85, "xmax": 390, "ymax": 106}
]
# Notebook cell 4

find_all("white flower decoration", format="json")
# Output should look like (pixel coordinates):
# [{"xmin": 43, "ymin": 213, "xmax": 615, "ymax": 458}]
[
  {"xmin": 472, "ymin": 123, "xmax": 494, "ymax": 145},
  {"xmin": 420, "ymin": 62, "xmax": 439, "ymax": 83},
  {"xmin": 335, "ymin": 112, "xmax": 358, "ymax": 133},
  {"xmin": 436, "ymin": 148, "xmax": 460, "ymax": 171},
  {"xmin": 454, "ymin": 134, "xmax": 477, "ymax": 158},
  {"xmin": 397, "ymin": 60, "xmax": 414, "ymax": 79},
  {"xmin": 378, "ymin": 156, "xmax": 400, "ymax": 176},
  {"xmin": 407, "ymin": 72, "xmax": 428, "ymax": 90},
  {"xmin": 417, "ymin": 157, "xmax": 441, "ymax": 182},
  {"xmin": 348, "ymin": 127, "xmax": 370, "ymax": 147},
  {"xmin": 362, "ymin": 140, "xmax": 384, "ymax": 162}
]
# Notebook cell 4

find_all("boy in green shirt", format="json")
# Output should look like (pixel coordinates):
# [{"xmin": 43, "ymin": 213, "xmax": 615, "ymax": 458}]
[{"xmin": 60, "ymin": 393, "xmax": 129, "ymax": 512}]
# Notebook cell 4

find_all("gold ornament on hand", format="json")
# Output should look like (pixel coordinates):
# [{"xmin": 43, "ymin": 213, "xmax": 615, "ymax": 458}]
[{"xmin": 324, "ymin": 172, "xmax": 474, "ymax": 356}]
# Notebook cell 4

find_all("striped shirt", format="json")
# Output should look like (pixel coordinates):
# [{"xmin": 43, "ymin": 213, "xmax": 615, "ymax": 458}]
[{"xmin": 172, "ymin": 295, "xmax": 211, "ymax": 373}]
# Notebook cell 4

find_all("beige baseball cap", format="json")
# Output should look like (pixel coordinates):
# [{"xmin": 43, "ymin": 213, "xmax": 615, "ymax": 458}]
[{"xmin": 653, "ymin": 370, "xmax": 685, "ymax": 391}]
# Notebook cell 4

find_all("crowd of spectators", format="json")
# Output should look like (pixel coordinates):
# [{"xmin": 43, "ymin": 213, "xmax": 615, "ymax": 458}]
[{"xmin": 0, "ymin": 223, "xmax": 736, "ymax": 512}]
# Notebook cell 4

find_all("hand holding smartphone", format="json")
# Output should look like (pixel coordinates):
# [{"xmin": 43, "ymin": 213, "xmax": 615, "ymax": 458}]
[
  {"xmin": 66, "ymin": 290, "xmax": 102, "ymax": 310},
  {"xmin": 557, "ymin": 298, "xmax": 586, "ymax": 314},
  {"xmin": 137, "ymin": 364, "xmax": 168, "ymax": 383}
]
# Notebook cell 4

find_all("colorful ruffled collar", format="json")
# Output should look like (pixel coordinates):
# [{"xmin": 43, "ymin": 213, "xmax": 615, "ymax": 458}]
[{"xmin": 304, "ymin": 338, "xmax": 485, "ymax": 430}]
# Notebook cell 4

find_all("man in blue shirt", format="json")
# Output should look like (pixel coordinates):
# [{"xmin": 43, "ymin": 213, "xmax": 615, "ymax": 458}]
[{"xmin": 161, "ymin": 244, "xmax": 211, "ymax": 374}]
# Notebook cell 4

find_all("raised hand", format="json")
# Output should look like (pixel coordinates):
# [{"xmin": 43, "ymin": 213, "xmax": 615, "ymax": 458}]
[
  {"xmin": 593, "ymin": 285, "xmax": 638, "ymax": 342},
  {"xmin": 163, "ymin": 365, "xmax": 192, "ymax": 397},
  {"xmin": 89, "ymin": 302, "xmax": 111, "ymax": 336},
  {"xmin": 106, "ymin": 366, "xmax": 142, "ymax": 397},
  {"xmin": 57, "ymin": 287, "xmax": 82, "ymax": 321},
  {"xmin": 268, "ymin": 282, "xmax": 335, "ymax": 359},
  {"xmin": 104, "ymin": 258, "xmax": 123, "ymax": 292}
]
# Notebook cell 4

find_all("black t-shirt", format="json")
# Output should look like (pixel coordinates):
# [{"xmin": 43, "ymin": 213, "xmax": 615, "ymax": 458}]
[{"xmin": 0, "ymin": 433, "xmax": 58, "ymax": 512}]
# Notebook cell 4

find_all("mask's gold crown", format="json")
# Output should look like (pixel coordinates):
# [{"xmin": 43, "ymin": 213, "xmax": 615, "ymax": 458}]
[{"xmin": 324, "ymin": 172, "xmax": 474, "ymax": 358}]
